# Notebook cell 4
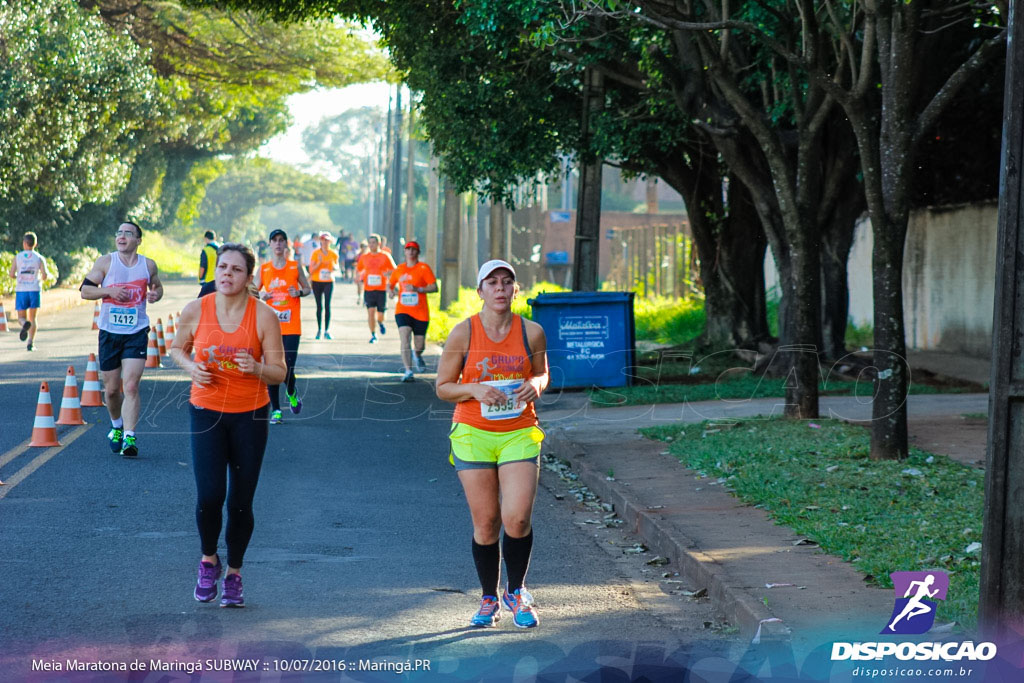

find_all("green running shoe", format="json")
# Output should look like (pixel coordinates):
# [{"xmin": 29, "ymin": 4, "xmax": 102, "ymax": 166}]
[{"xmin": 120, "ymin": 433, "xmax": 138, "ymax": 458}]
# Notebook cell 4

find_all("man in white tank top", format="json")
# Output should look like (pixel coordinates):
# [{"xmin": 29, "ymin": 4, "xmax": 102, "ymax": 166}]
[
  {"xmin": 7, "ymin": 231, "xmax": 50, "ymax": 351},
  {"xmin": 80, "ymin": 222, "xmax": 164, "ymax": 458}
]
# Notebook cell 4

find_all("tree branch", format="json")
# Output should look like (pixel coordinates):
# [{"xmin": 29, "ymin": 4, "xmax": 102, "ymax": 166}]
[{"xmin": 914, "ymin": 28, "xmax": 1007, "ymax": 145}]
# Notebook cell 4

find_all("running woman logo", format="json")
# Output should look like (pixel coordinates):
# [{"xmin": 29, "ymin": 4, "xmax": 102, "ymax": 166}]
[{"xmin": 881, "ymin": 571, "xmax": 949, "ymax": 635}]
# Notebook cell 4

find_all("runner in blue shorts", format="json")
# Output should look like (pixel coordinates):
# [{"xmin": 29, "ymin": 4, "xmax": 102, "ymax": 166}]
[{"xmin": 8, "ymin": 232, "xmax": 50, "ymax": 351}]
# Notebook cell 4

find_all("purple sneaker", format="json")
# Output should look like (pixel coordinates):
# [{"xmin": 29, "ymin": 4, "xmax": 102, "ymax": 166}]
[
  {"xmin": 287, "ymin": 392, "xmax": 302, "ymax": 415},
  {"xmin": 220, "ymin": 573, "xmax": 244, "ymax": 608},
  {"xmin": 194, "ymin": 560, "xmax": 221, "ymax": 602}
]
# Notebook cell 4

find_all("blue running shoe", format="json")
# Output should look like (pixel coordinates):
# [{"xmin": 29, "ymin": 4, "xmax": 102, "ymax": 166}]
[
  {"xmin": 379, "ymin": 322, "xmax": 386, "ymax": 335},
  {"xmin": 470, "ymin": 596, "xmax": 501, "ymax": 627},
  {"xmin": 369, "ymin": 334, "xmax": 377, "ymax": 344},
  {"xmin": 107, "ymin": 427, "xmax": 123, "ymax": 454},
  {"xmin": 220, "ymin": 573, "xmax": 244, "ymax": 608},
  {"xmin": 194, "ymin": 560, "xmax": 221, "ymax": 602},
  {"xmin": 502, "ymin": 588, "xmax": 539, "ymax": 628},
  {"xmin": 270, "ymin": 409, "xmax": 283, "ymax": 425}
]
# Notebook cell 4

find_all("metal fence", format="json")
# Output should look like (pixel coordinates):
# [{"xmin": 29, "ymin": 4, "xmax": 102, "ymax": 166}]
[{"xmin": 603, "ymin": 223, "xmax": 700, "ymax": 298}]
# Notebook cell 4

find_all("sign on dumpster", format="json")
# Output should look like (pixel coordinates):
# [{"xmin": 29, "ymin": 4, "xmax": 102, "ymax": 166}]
[{"xmin": 528, "ymin": 292, "xmax": 635, "ymax": 389}]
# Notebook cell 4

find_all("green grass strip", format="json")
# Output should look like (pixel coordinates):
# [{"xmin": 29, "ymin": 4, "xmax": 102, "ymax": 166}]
[
  {"xmin": 640, "ymin": 418, "xmax": 983, "ymax": 629},
  {"xmin": 593, "ymin": 375, "xmax": 968, "ymax": 407}
]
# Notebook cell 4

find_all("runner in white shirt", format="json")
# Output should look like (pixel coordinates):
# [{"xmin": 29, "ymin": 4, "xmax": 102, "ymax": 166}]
[
  {"xmin": 80, "ymin": 222, "xmax": 164, "ymax": 458},
  {"xmin": 7, "ymin": 232, "xmax": 50, "ymax": 351}
]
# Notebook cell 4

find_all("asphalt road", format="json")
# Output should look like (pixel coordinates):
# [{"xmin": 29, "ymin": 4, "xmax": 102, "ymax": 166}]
[{"xmin": 0, "ymin": 279, "xmax": 741, "ymax": 681}]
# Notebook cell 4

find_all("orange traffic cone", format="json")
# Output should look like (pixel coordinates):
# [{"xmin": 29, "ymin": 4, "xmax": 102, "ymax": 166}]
[
  {"xmin": 144, "ymin": 327, "xmax": 161, "ymax": 368},
  {"xmin": 81, "ymin": 353, "xmax": 104, "ymax": 407},
  {"xmin": 165, "ymin": 314, "xmax": 176, "ymax": 346},
  {"xmin": 0, "ymin": 302, "xmax": 8, "ymax": 332},
  {"xmin": 156, "ymin": 318, "xmax": 168, "ymax": 358},
  {"xmin": 56, "ymin": 366, "xmax": 86, "ymax": 426},
  {"xmin": 91, "ymin": 302, "xmax": 101, "ymax": 330},
  {"xmin": 29, "ymin": 382, "xmax": 61, "ymax": 447}
]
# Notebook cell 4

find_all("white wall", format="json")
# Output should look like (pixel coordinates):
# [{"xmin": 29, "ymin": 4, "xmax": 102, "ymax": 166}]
[{"xmin": 765, "ymin": 201, "xmax": 998, "ymax": 357}]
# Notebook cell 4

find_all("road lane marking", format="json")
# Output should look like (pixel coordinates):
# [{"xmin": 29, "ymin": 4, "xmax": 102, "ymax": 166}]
[
  {"xmin": 0, "ymin": 442, "xmax": 32, "ymax": 470},
  {"xmin": 0, "ymin": 424, "xmax": 92, "ymax": 499}
]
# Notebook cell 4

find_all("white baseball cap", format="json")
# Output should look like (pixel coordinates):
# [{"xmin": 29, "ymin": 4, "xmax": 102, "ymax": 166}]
[{"xmin": 477, "ymin": 259, "xmax": 516, "ymax": 286}]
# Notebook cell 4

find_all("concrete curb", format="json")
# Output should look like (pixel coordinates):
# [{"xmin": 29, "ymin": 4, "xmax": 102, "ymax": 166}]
[{"xmin": 546, "ymin": 427, "xmax": 792, "ymax": 642}]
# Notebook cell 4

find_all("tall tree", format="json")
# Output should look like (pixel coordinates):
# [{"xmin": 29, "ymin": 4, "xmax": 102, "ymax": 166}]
[{"xmin": 196, "ymin": 157, "xmax": 349, "ymax": 240}]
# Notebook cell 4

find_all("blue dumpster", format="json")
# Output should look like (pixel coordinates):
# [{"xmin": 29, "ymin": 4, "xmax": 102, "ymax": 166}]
[{"xmin": 528, "ymin": 291, "xmax": 636, "ymax": 389}]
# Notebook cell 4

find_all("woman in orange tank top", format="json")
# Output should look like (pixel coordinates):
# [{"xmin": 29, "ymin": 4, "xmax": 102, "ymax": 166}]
[
  {"xmin": 169, "ymin": 244, "xmax": 286, "ymax": 608},
  {"xmin": 436, "ymin": 259, "xmax": 549, "ymax": 629}
]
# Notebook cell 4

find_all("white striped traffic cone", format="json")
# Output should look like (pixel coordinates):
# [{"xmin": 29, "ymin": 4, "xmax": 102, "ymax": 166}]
[
  {"xmin": 91, "ymin": 302, "xmax": 100, "ymax": 330},
  {"xmin": 0, "ymin": 302, "xmax": 8, "ymax": 332},
  {"xmin": 165, "ymin": 314, "xmax": 176, "ymax": 346},
  {"xmin": 29, "ymin": 382, "xmax": 61, "ymax": 447},
  {"xmin": 81, "ymin": 353, "xmax": 104, "ymax": 407},
  {"xmin": 144, "ymin": 327, "xmax": 161, "ymax": 368},
  {"xmin": 156, "ymin": 318, "xmax": 168, "ymax": 358},
  {"xmin": 56, "ymin": 366, "xmax": 86, "ymax": 426}
]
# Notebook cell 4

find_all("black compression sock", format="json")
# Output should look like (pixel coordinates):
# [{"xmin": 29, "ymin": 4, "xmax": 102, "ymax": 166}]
[
  {"xmin": 471, "ymin": 539, "xmax": 500, "ymax": 598},
  {"xmin": 502, "ymin": 530, "xmax": 533, "ymax": 593}
]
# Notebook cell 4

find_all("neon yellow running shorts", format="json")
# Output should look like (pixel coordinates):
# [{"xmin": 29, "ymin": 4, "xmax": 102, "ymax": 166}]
[{"xmin": 448, "ymin": 422, "xmax": 545, "ymax": 470}]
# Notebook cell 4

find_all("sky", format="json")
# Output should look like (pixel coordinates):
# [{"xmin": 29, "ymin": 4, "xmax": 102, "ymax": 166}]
[{"xmin": 260, "ymin": 81, "xmax": 394, "ymax": 168}]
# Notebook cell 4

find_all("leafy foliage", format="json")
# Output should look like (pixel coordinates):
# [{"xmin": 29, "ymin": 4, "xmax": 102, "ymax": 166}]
[{"xmin": 196, "ymin": 157, "xmax": 349, "ymax": 242}]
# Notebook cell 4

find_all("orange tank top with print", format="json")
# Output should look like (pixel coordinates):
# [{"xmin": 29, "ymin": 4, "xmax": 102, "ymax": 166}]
[
  {"xmin": 452, "ymin": 313, "xmax": 538, "ymax": 432},
  {"xmin": 259, "ymin": 260, "xmax": 302, "ymax": 335},
  {"xmin": 190, "ymin": 294, "xmax": 269, "ymax": 413}
]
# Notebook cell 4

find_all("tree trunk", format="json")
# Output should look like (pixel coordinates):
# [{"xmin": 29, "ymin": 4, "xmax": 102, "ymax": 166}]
[
  {"xmin": 426, "ymin": 154, "xmax": 440, "ymax": 271},
  {"xmin": 869, "ymin": 217, "xmax": 910, "ymax": 459},
  {"xmin": 819, "ymin": 200, "xmax": 860, "ymax": 360},
  {"xmin": 441, "ymin": 182, "xmax": 461, "ymax": 308},
  {"xmin": 654, "ymin": 143, "xmax": 769, "ymax": 349},
  {"xmin": 573, "ymin": 67, "xmax": 604, "ymax": 292}
]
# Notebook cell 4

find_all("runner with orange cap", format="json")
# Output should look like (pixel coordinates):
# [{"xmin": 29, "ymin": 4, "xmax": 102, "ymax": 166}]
[
  {"xmin": 308, "ymin": 231, "xmax": 340, "ymax": 340},
  {"xmin": 434, "ymin": 259, "xmax": 549, "ymax": 629},
  {"xmin": 80, "ymin": 221, "xmax": 164, "ymax": 457},
  {"xmin": 169, "ymin": 243, "xmax": 286, "ymax": 608},
  {"xmin": 388, "ymin": 241, "xmax": 437, "ymax": 382},
  {"xmin": 356, "ymin": 234, "xmax": 396, "ymax": 344}
]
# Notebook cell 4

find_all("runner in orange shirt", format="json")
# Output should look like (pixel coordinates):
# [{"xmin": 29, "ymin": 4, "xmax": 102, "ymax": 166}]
[
  {"xmin": 354, "ymin": 239, "xmax": 369, "ymax": 305},
  {"xmin": 308, "ymin": 231, "xmax": 340, "ymax": 339},
  {"xmin": 356, "ymin": 234, "xmax": 396, "ymax": 344},
  {"xmin": 388, "ymin": 241, "xmax": 437, "ymax": 381},
  {"xmin": 435, "ymin": 259, "xmax": 549, "ymax": 628},
  {"xmin": 169, "ymin": 243, "xmax": 286, "ymax": 608},
  {"xmin": 258, "ymin": 229, "xmax": 312, "ymax": 424}
]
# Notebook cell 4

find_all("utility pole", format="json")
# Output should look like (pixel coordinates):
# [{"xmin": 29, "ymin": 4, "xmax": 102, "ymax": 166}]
[
  {"xmin": 572, "ymin": 66, "xmax": 604, "ymax": 292},
  {"xmin": 381, "ymin": 90, "xmax": 393, "ymax": 239},
  {"xmin": 441, "ymin": 182, "xmax": 461, "ymax": 309},
  {"xmin": 981, "ymin": 0, "xmax": 1024, "ymax": 634},
  {"xmin": 426, "ymin": 153, "xmax": 440, "ymax": 271},
  {"xmin": 405, "ymin": 99, "xmax": 416, "ymax": 243},
  {"xmin": 390, "ymin": 86, "xmax": 404, "ymax": 248},
  {"xmin": 468, "ymin": 194, "xmax": 479, "ymax": 272}
]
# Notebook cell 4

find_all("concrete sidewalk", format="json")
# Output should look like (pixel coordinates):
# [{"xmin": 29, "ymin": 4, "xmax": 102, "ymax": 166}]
[
  {"xmin": 1, "ymin": 287, "xmax": 91, "ymax": 327},
  {"xmin": 537, "ymin": 391, "xmax": 989, "ymax": 648}
]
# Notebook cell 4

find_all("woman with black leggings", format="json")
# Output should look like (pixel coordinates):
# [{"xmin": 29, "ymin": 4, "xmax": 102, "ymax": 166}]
[
  {"xmin": 170, "ymin": 243, "xmax": 286, "ymax": 607},
  {"xmin": 309, "ymin": 232, "xmax": 339, "ymax": 339}
]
